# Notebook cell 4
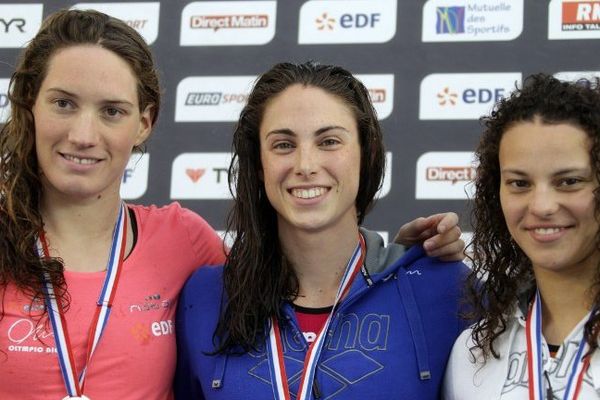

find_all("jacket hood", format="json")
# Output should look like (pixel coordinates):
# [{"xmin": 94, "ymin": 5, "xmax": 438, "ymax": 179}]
[{"xmin": 361, "ymin": 227, "xmax": 427, "ymax": 276}]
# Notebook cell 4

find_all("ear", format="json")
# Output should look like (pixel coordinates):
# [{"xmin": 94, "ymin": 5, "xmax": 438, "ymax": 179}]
[
  {"xmin": 135, "ymin": 104, "xmax": 154, "ymax": 146},
  {"xmin": 258, "ymin": 169, "xmax": 264, "ymax": 181}
]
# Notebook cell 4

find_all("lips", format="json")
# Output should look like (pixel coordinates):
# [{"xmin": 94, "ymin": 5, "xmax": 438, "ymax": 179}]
[
  {"xmin": 525, "ymin": 225, "xmax": 572, "ymax": 243},
  {"xmin": 290, "ymin": 187, "xmax": 328, "ymax": 199},
  {"xmin": 61, "ymin": 153, "xmax": 101, "ymax": 165},
  {"xmin": 532, "ymin": 227, "xmax": 562, "ymax": 235}
]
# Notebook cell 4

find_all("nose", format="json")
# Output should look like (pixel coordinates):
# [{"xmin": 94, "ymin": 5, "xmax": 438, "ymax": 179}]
[
  {"xmin": 529, "ymin": 186, "xmax": 559, "ymax": 217},
  {"xmin": 67, "ymin": 110, "xmax": 100, "ymax": 147},
  {"xmin": 294, "ymin": 144, "xmax": 318, "ymax": 177}
]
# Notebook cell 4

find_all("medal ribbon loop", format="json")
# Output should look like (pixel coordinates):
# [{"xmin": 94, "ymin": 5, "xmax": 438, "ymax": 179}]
[
  {"xmin": 266, "ymin": 234, "xmax": 366, "ymax": 400},
  {"xmin": 525, "ymin": 289, "xmax": 591, "ymax": 400},
  {"xmin": 39, "ymin": 203, "xmax": 128, "ymax": 398}
]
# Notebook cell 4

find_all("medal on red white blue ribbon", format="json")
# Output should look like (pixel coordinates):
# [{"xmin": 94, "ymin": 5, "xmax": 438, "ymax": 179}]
[
  {"xmin": 266, "ymin": 234, "xmax": 366, "ymax": 400},
  {"xmin": 38, "ymin": 203, "xmax": 128, "ymax": 400},
  {"xmin": 526, "ymin": 289, "xmax": 591, "ymax": 400}
]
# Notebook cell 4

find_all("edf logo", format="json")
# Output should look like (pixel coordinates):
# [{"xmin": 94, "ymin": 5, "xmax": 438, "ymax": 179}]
[
  {"xmin": 299, "ymin": 0, "xmax": 397, "ymax": 44},
  {"xmin": 420, "ymin": 73, "xmax": 521, "ymax": 120},
  {"xmin": 339, "ymin": 13, "xmax": 381, "ymax": 28},
  {"xmin": 122, "ymin": 168, "xmax": 134, "ymax": 184},
  {"xmin": 462, "ymin": 87, "xmax": 505, "ymax": 104}
]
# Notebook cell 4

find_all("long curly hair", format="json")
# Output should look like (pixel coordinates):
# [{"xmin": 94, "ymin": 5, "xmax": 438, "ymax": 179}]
[
  {"xmin": 215, "ymin": 61, "xmax": 385, "ymax": 353},
  {"xmin": 0, "ymin": 9, "xmax": 160, "ymax": 318},
  {"xmin": 467, "ymin": 73, "xmax": 600, "ymax": 359}
]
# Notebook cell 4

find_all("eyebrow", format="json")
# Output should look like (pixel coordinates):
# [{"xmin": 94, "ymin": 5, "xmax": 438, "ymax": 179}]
[
  {"xmin": 265, "ymin": 125, "xmax": 350, "ymax": 138},
  {"xmin": 501, "ymin": 167, "xmax": 591, "ymax": 176},
  {"xmin": 45, "ymin": 87, "xmax": 135, "ymax": 107}
]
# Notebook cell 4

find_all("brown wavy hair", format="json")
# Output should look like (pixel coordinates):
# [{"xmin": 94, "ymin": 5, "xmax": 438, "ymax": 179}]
[
  {"xmin": 0, "ymin": 9, "xmax": 160, "ymax": 318},
  {"xmin": 215, "ymin": 61, "xmax": 385, "ymax": 352},
  {"xmin": 467, "ymin": 73, "xmax": 600, "ymax": 359}
]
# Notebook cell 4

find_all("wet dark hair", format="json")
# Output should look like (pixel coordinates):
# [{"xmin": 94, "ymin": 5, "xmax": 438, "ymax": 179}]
[
  {"xmin": 0, "ymin": 9, "xmax": 160, "ymax": 319},
  {"xmin": 467, "ymin": 73, "xmax": 600, "ymax": 359},
  {"xmin": 215, "ymin": 61, "xmax": 385, "ymax": 352}
]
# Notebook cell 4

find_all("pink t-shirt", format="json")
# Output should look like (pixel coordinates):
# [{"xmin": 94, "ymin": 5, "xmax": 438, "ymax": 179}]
[{"xmin": 0, "ymin": 203, "xmax": 225, "ymax": 400}]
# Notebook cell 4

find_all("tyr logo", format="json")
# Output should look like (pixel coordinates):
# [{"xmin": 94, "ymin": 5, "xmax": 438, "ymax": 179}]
[{"xmin": 0, "ymin": 18, "xmax": 25, "ymax": 33}]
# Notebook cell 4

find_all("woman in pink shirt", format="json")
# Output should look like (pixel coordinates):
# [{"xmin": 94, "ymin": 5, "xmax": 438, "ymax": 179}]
[{"xmin": 0, "ymin": 9, "xmax": 464, "ymax": 400}]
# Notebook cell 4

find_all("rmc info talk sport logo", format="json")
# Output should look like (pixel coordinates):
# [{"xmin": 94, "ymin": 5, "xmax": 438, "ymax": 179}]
[{"xmin": 549, "ymin": 0, "xmax": 600, "ymax": 39}]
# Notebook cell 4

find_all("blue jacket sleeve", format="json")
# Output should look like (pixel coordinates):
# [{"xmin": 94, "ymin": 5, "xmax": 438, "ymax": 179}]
[{"xmin": 174, "ymin": 280, "xmax": 205, "ymax": 400}]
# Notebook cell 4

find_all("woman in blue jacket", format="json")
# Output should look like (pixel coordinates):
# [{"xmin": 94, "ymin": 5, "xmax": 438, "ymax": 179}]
[{"xmin": 175, "ymin": 61, "xmax": 469, "ymax": 399}]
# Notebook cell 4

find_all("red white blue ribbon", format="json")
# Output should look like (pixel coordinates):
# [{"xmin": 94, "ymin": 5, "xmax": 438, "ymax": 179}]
[
  {"xmin": 526, "ymin": 289, "xmax": 591, "ymax": 400},
  {"xmin": 38, "ymin": 203, "xmax": 128, "ymax": 398},
  {"xmin": 266, "ymin": 234, "xmax": 366, "ymax": 400}
]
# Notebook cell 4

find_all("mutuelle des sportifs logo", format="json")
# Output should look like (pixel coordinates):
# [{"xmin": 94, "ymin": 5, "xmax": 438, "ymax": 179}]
[
  {"xmin": 419, "ymin": 72, "xmax": 522, "ymax": 120},
  {"xmin": 422, "ymin": 0, "xmax": 523, "ymax": 42},
  {"xmin": 298, "ymin": 0, "xmax": 397, "ymax": 44}
]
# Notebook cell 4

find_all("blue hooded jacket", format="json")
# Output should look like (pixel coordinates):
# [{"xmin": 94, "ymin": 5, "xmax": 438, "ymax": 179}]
[{"xmin": 175, "ymin": 229, "xmax": 469, "ymax": 399}]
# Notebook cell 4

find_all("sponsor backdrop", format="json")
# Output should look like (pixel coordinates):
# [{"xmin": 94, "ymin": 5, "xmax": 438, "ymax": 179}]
[{"xmin": 1, "ymin": 0, "xmax": 599, "ymax": 240}]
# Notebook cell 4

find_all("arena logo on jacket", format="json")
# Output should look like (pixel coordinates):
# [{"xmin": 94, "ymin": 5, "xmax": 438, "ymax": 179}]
[
  {"xmin": 502, "ymin": 342, "xmax": 594, "ymax": 397},
  {"xmin": 422, "ymin": 0, "xmax": 523, "ymax": 42},
  {"xmin": 71, "ymin": 2, "xmax": 160, "ymax": 44},
  {"xmin": 0, "ymin": 3, "xmax": 43, "ymax": 48},
  {"xmin": 248, "ymin": 312, "xmax": 390, "ymax": 396}
]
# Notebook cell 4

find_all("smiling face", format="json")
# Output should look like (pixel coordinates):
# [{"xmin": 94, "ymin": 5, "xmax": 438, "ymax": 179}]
[
  {"xmin": 259, "ymin": 84, "xmax": 361, "ymax": 236},
  {"xmin": 32, "ymin": 45, "xmax": 152, "ymax": 203},
  {"xmin": 499, "ymin": 118, "xmax": 600, "ymax": 277}
]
